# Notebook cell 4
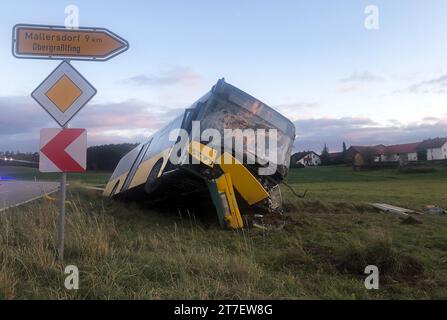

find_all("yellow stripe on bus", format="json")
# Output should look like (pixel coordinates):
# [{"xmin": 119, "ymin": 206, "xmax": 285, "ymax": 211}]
[
  {"xmin": 216, "ymin": 173, "xmax": 244, "ymax": 229},
  {"xmin": 218, "ymin": 153, "xmax": 269, "ymax": 206},
  {"xmin": 189, "ymin": 141, "xmax": 218, "ymax": 168},
  {"xmin": 129, "ymin": 150, "xmax": 171, "ymax": 189},
  {"xmin": 187, "ymin": 142, "xmax": 269, "ymax": 206},
  {"xmin": 103, "ymin": 172, "xmax": 128, "ymax": 198}
]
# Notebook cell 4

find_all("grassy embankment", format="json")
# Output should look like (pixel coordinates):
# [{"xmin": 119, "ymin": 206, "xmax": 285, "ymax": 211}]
[{"xmin": 0, "ymin": 165, "xmax": 446, "ymax": 299}]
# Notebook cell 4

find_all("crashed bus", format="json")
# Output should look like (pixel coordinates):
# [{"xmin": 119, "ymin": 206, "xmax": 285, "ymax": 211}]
[{"xmin": 104, "ymin": 79, "xmax": 296, "ymax": 229}]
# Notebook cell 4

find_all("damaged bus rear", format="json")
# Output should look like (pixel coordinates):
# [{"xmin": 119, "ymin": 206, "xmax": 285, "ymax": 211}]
[{"xmin": 104, "ymin": 79, "xmax": 296, "ymax": 229}]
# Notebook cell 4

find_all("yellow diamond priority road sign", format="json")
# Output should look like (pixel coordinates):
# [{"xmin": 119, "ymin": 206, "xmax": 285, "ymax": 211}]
[
  {"xmin": 31, "ymin": 61, "xmax": 97, "ymax": 127},
  {"xmin": 46, "ymin": 75, "xmax": 82, "ymax": 112}
]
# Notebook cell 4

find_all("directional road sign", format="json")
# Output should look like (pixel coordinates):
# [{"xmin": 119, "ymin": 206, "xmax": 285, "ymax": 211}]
[
  {"xmin": 31, "ymin": 61, "xmax": 97, "ymax": 128},
  {"xmin": 13, "ymin": 24, "xmax": 129, "ymax": 61},
  {"xmin": 40, "ymin": 128, "xmax": 87, "ymax": 173}
]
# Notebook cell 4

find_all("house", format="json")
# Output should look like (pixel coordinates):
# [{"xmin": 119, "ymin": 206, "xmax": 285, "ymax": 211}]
[
  {"xmin": 347, "ymin": 145, "xmax": 386, "ymax": 166},
  {"xmin": 291, "ymin": 136, "xmax": 447, "ymax": 170},
  {"xmin": 418, "ymin": 137, "xmax": 447, "ymax": 161},
  {"xmin": 382, "ymin": 142, "xmax": 420, "ymax": 162},
  {"xmin": 328, "ymin": 152, "xmax": 345, "ymax": 165},
  {"xmin": 291, "ymin": 151, "xmax": 321, "ymax": 167},
  {"xmin": 345, "ymin": 137, "xmax": 447, "ymax": 165}
]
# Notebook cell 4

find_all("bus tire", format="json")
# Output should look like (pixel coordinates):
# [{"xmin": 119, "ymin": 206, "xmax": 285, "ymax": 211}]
[{"xmin": 145, "ymin": 159, "xmax": 164, "ymax": 194}]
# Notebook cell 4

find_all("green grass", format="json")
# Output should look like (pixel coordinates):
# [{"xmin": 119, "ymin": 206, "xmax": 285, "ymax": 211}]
[
  {"xmin": 285, "ymin": 165, "xmax": 447, "ymax": 211},
  {"xmin": 0, "ymin": 165, "xmax": 446, "ymax": 299},
  {"xmin": 0, "ymin": 166, "xmax": 110, "ymax": 187}
]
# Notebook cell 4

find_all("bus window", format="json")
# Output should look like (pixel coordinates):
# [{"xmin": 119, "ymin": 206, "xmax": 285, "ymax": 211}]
[
  {"xmin": 109, "ymin": 145, "xmax": 143, "ymax": 182},
  {"xmin": 143, "ymin": 114, "xmax": 184, "ymax": 163},
  {"xmin": 122, "ymin": 139, "xmax": 152, "ymax": 191}
]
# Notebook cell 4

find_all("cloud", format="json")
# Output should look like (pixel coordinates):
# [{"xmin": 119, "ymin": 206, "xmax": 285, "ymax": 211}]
[
  {"xmin": 339, "ymin": 71, "xmax": 384, "ymax": 84},
  {"xmin": 0, "ymin": 96, "xmax": 53, "ymax": 135},
  {"xmin": 337, "ymin": 71, "xmax": 384, "ymax": 93},
  {"xmin": 2, "ymin": 95, "xmax": 446, "ymax": 157},
  {"xmin": 294, "ymin": 116, "xmax": 447, "ymax": 153},
  {"xmin": 408, "ymin": 74, "xmax": 447, "ymax": 94},
  {"xmin": 278, "ymin": 102, "xmax": 318, "ymax": 109},
  {"xmin": 124, "ymin": 67, "xmax": 201, "ymax": 87},
  {"xmin": 276, "ymin": 102, "xmax": 318, "ymax": 116},
  {"xmin": 70, "ymin": 100, "xmax": 184, "ymax": 145},
  {"xmin": 0, "ymin": 96, "xmax": 184, "ymax": 152}
]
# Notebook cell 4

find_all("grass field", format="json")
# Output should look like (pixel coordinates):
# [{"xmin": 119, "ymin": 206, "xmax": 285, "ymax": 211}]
[
  {"xmin": 286, "ymin": 165, "xmax": 447, "ymax": 211},
  {"xmin": 0, "ymin": 165, "xmax": 446, "ymax": 299},
  {"xmin": 0, "ymin": 166, "xmax": 111, "ymax": 186}
]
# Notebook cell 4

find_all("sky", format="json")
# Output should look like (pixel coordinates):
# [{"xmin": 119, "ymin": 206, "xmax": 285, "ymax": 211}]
[{"xmin": 0, "ymin": 0, "xmax": 446, "ymax": 153}]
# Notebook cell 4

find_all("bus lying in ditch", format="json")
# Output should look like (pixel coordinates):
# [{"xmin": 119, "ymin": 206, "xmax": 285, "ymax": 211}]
[{"xmin": 104, "ymin": 79, "xmax": 296, "ymax": 229}]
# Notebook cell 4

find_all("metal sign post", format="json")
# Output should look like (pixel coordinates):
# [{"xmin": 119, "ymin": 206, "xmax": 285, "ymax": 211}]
[
  {"xmin": 58, "ymin": 172, "xmax": 67, "ymax": 261},
  {"xmin": 39, "ymin": 127, "xmax": 87, "ymax": 262},
  {"xmin": 12, "ymin": 23, "xmax": 128, "ymax": 262}
]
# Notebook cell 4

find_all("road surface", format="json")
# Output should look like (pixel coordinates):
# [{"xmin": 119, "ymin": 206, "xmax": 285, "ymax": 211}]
[{"xmin": 0, "ymin": 180, "xmax": 59, "ymax": 212}]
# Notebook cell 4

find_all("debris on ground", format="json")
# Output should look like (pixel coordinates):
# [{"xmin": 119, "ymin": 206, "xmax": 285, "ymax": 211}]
[
  {"xmin": 245, "ymin": 213, "xmax": 288, "ymax": 231},
  {"xmin": 400, "ymin": 216, "xmax": 423, "ymax": 225},
  {"xmin": 83, "ymin": 186, "xmax": 106, "ymax": 197},
  {"xmin": 425, "ymin": 205, "xmax": 446, "ymax": 215},
  {"xmin": 371, "ymin": 203, "xmax": 423, "ymax": 216},
  {"xmin": 253, "ymin": 223, "xmax": 269, "ymax": 231}
]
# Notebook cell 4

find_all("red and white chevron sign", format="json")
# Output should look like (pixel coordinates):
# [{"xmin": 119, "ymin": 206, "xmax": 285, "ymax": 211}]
[{"xmin": 40, "ymin": 129, "xmax": 87, "ymax": 173}]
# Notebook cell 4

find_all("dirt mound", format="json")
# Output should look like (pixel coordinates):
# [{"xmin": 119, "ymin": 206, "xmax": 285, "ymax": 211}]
[
  {"xmin": 400, "ymin": 216, "xmax": 423, "ymax": 225},
  {"xmin": 244, "ymin": 213, "xmax": 289, "ymax": 230},
  {"xmin": 283, "ymin": 199, "xmax": 372, "ymax": 215},
  {"xmin": 334, "ymin": 241, "xmax": 425, "ymax": 284}
]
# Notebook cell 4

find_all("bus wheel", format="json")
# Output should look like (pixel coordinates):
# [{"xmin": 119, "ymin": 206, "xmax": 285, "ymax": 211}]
[{"xmin": 145, "ymin": 159, "xmax": 164, "ymax": 194}]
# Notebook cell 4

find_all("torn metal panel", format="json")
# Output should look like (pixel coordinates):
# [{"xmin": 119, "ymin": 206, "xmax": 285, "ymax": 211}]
[{"xmin": 371, "ymin": 203, "xmax": 422, "ymax": 216}]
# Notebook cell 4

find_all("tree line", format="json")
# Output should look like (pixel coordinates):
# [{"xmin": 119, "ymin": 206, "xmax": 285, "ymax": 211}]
[
  {"xmin": 0, "ymin": 151, "xmax": 39, "ymax": 167},
  {"xmin": 1, "ymin": 143, "xmax": 138, "ymax": 172},
  {"xmin": 319, "ymin": 142, "xmax": 348, "ymax": 166},
  {"xmin": 87, "ymin": 143, "xmax": 139, "ymax": 171}
]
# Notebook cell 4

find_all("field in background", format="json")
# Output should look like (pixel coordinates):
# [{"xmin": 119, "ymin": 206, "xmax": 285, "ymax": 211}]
[
  {"xmin": 0, "ymin": 165, "xmax": 446, "ymax": 299},
  {"xmin": 286, "ymin": 165, "xmax": 447, "ymax": 211},
  {"xmin": 0, "ymin": 166, "xmax": 110, "ymax": 187}
]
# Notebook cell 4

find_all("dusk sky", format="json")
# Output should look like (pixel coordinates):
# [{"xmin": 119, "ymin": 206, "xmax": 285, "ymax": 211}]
[{"xmin": 1, "ymin": 0, "xmax": 446, "ymax": 153}]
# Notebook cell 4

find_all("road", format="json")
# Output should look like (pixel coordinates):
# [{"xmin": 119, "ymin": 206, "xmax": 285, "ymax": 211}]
[{"xmin": 0, "ymin": 180, "xmax": 59, "ymax": 212}]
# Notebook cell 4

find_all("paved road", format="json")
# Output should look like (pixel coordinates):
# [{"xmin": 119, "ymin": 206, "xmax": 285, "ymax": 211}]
[{"xmin": 0, "ymin": 180, "xmax": 59, "ymax": 212}]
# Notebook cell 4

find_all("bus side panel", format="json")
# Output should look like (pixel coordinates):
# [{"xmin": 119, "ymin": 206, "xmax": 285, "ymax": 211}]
[
  {"xmin": 104, "ymin": 144, "xmax": 145, "ymax": 197},
  {"xmin": 128, "ymin": 149, "xmax": 172, "ymax": 190},
  {"xmin": 126, "ymin": 112, "xmax": 189, "ymax": 191},
  {"xmin": 104, "ymin": 172, "xmax": 129, "ymax": 198}
]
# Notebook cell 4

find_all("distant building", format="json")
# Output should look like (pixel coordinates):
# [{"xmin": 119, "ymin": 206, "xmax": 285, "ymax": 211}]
[
  {"xmin": 291, "ymin": 136, "xmax": 447, "ymax": 169},
  {"xmin": 291, "ymin": 151, "xmax": 321, "ymax": 167},
  {"xmin": 347, "ymin": 145, "xmax": 386, "ymax": 166},
  {"xmin": 382, "ymin": 142, "xmax": 419, "ymax": 162},
  {"xmin": 418, "ymin": 137, "xmax": 447, "ymax": 161},
  {"xmin": 328, "ymin": 152, "xmax": 345, "ymax": 165},
  {"xmin": 346, "ymin": 137, "xmax": 447, "ymax": 165}
]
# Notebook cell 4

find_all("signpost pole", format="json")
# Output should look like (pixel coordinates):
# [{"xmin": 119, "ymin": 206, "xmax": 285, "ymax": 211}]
[
  {"xmin": 58, "ymin": 118, "xmax": 68, "ymax": 262},
  {"xmin": 58, "ymin": 172, "xmax": 67, "ymax": 262}
]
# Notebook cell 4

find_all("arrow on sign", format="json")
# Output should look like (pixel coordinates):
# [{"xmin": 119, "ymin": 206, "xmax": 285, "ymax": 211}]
[
  {"xmin": 40, "ymin": 129, "xmax": 87, "ymax": 173},
  {"xmin": 13, "ymin": 24, "xmax": 129, "ymax": 61}
]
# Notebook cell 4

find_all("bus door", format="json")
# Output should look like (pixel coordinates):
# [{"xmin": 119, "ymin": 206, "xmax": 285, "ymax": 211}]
[{"xmin": 122, "ymin": 139, "xmax": 152, "ymax": 192}]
